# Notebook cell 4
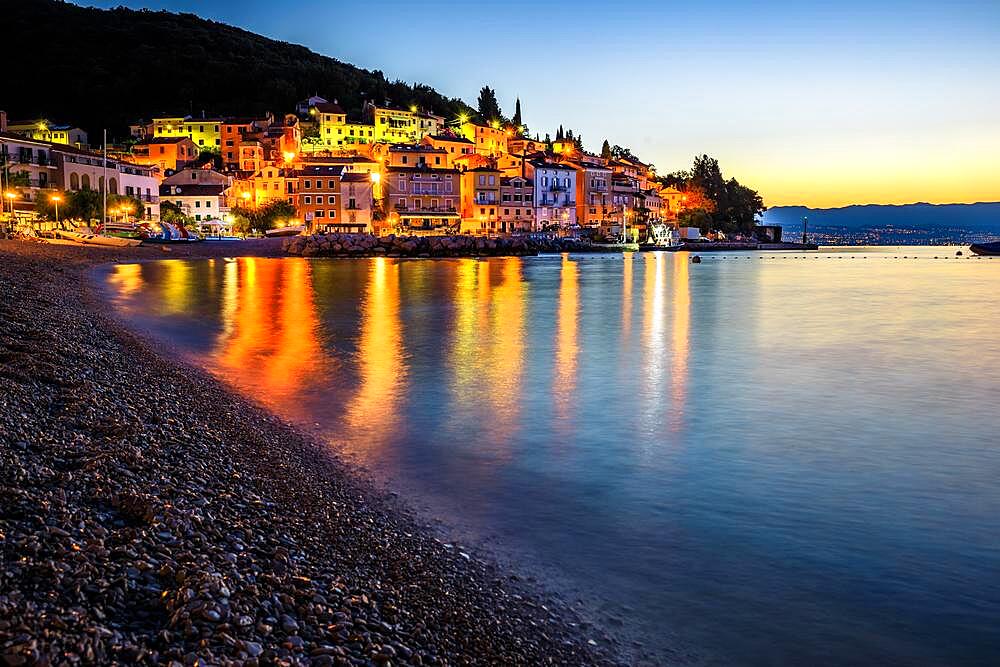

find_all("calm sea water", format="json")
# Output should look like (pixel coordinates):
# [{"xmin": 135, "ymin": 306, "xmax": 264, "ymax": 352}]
[{"xmin": 101, "ymin": 248, "xmax": 1000, "ymax": 665}]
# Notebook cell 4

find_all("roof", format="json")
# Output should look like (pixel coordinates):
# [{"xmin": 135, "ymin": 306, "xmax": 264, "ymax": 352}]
[
  {"xmin": 529, "ymin": 158, "xmax": 575, "ymax": 171},
  {"xmin": 159, "ymin": 183, "xmax": 227, "ymax": 196},
  {"xmin": 387, "ymin": 166, "xmax": 459, "ymax": 174},
  {"xmin": 312, "ymin": 102, "xmax": 345, "ymax": 115},
  {"xmin": 389, "ymin": 144, "xmax": 447, "ymax": 153},
  {"xmin": 341, "ymin": 173, "xmax": 373, "ymax": 183},
  {"xmin": 500, "ymin": 176, "xmax": 532, "ymax": 186},
  {"xmin": 425, "ymin": 134, "xmax": 474, "ymax": 144},
  {"xmin": 468, "ymin": 166, "xmax": 500, "ymax": 172},
  {"xmin": 297, "ymin": 165, "xmax": 347, "ymax": 177},
  {"xmin": 136, "ymin": 136, "xmax": 194, "ymax": 145}
]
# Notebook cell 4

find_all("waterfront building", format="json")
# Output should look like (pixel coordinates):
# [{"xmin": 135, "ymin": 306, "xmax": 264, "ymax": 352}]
[
  {"xmin": 159, "ymin": 181, "xmax": 230, "ymax": 222},
  {"xmin": 658, "ymin": 185, "xmax": 684, "ymax": 220},
  {"xmin": 571, "ymin": 160, "xmax": 613, "ymax": 230},
  {"xmin": 339, "ymin": 172, "xmax": 375, "ymax": 233},
  {"xmin": 528, "ymin": 158, "xmax": 577, "ymax": 230},
  {"xmin": 460, "ymin": 166, "xmax": 501, "ymax": 234},
  {"xmin": 0, "ymin": 132, "xmax": 60, "ymax": 216},
  {"xmin": 297, "ymin": 165, "xmax": 343, "ymax": 232},
  {"xmin": 498, "ymin": 175, "xmax": 535, "ymax": 234},
  {"xmin": 249, "ymin": 165, "xmax": 298, "ymax": 207},
  {"xmin": 129, "ymin": 136, "xmax": 199, "ymax": 176},
  {"xmin": 385, "ymin": 165, "xmax": 460, "ymax": 234}
]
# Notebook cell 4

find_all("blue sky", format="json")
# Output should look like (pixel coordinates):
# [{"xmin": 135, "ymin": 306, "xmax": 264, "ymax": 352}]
[{"xmin": 83, "ymin": 0, "xmax": 1000, "ymax": 206}]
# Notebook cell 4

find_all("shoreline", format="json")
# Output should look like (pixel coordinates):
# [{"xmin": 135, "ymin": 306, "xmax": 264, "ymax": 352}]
[{"xmin": 0, "ymin": 239, "xmax": 626, "ymax": 666}]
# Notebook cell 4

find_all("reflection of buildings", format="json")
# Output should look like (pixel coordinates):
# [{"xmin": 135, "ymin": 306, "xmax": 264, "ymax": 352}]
[
  {"xmin": 670, "ymin": 255, "xmax": 690, "ymax": 430},
  {"xmin": 642, "ymin": 252, "xmax": 667, "ymax": 428},
  {"xmin": 449, "ymin": 258, "xmax": 527, "ymax": 460},
  {"xmin": 211, "ymin": 258, "xmax": 329, "ymax": 421},
  {"xmin": 344, "ymin": 258, "xmax": 407, "ymax": 455},
  {"xmin": 554, "ymin": 255, "xmax": 579, "ymax": 423}
]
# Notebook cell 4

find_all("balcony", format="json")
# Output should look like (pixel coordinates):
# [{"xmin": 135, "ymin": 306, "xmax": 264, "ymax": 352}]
[
  {"xmin": 395, "ymin": 204, "xmax": 457, "ymax": 213},
  {"xmin": 549, "ymin": 184, "xmax": 568, "ymax": 192}
]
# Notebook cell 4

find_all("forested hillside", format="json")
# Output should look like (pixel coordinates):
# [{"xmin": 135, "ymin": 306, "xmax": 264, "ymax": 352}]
[{"xmin": 3, "ymin": 0, "xmax": 473, "ymax": 137}]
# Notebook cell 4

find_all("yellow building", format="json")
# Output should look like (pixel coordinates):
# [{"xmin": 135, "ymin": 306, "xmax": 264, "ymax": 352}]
[
  {"xmin": 5, "ymin": 119, "xmax": 88, "ymax": 148},
  {"xmin": 421, "ymin": 134, "xmax": 476, "ymax": 167},
  {"xmin": 312, "ymin": 101, "xmax": 376, "ymax": 147},
  {"xmin": 152, "ymin": 115, "xmax": 222, "ymax": 150},
  {"xmin": 458, "ymin": 121, "xmax": 508, "ymax": 156},
  {"xmin": 364, "ymin": 103, "xmax": 420, "ymax": 144}
]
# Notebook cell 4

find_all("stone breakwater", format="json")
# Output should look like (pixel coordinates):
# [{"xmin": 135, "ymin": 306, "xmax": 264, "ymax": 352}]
[
  {"xmin": 0, "ymin": 239, "xmax": 623, "ymax": 666},
  {"xmin": 282, "ymin": 233, "xmax": 598, "ymax": 258}
]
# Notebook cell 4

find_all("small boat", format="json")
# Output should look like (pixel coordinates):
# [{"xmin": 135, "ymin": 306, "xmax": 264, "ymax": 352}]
[
  {"xmin": 56, "ymin": 230, "xmax": 143, "ymax": 247},
  {"xmin": 969, "ymin": 241, "xmax": 1000, "ymax": 256},
  {"xmin": 143, "ymin": 221, "xmax": 203, "ymax": 243},
  {"xmin": 265, "ymin": 225, "xmax": 305, "ymax": 238}
]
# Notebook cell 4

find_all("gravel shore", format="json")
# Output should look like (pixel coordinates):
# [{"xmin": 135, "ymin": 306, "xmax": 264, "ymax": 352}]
[{"xmin": 0, "ymin": 239, "xmax": 622, "ymax": 666}]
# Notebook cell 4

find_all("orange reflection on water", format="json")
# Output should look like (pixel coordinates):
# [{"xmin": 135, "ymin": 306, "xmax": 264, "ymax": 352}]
[
  {"xmin": 670, "ymin": 255, "xmax": 690, "ymax": 430},
  {"xmin": 483, "ymin": 259, "xmax": 526, "ymax": 453},
  {"xmin": 106, "ymin": 263, "xmax": 144, "ymax": 303},
  {"xmin": 622, "ymin": 252, "xmax": 634, "ymax": 346},
  {"xmin": 554, "ymin": 254, "xmax": 579, "ymax": 425},
  {"xmin": 211, "ymin": 258, "xmax": 330, "ymax": 422},
  {"xmin": 343, "ymin": 258, "xmax": 407, "ymax": 455}
]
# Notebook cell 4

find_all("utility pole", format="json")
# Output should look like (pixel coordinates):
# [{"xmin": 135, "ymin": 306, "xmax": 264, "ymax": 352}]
[{"xmin": 802, "ymin": 216, "xmax": 808, "ymax": 245}]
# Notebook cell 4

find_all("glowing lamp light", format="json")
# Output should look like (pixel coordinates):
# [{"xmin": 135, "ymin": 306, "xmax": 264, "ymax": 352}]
[
  {"xmin": 242, "ymin": 191, "xmax": 251, "ymax": 200},
  {"xmin": 370, "ymin": 172, "xmax": 381, "ymax": 183},
  {"xmin": 283, "ymin": 151, "xmax": 296, "ymax": 162},
  {"xmin": 410, "ymin": 105, "xmax": 418, "ymax": 113},
  {"xmin": 50, "ymin": 194, "xmax": 62, "ymax": 203},
  {"xmin": 458, "ymin": 113, "xmax": 468, "ymax": 124},
  {"xmin": 4, "ymin": 192, "xmax": 17, "ymax": 200}
]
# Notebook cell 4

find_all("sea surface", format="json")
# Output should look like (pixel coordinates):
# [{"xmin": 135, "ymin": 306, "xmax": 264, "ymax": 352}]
[{"xmin": 100, "ymin": 247, "xmax": 1000, "ymax": 665}]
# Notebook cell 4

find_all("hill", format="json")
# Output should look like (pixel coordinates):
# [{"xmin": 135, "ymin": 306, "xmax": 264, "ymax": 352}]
[
  {"xmin": 2, "ymin": 0, "xmax": 474, "ymax": 139},
  {"xmin": 763, "ymin": 202, "xmax": 1000, "ymax": 243}
]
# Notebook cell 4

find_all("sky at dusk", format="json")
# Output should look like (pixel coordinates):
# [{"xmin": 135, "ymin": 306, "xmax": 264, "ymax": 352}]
[{"xmin": 83, "ymin": 0, "xmax": 1000, "ymax": 208}]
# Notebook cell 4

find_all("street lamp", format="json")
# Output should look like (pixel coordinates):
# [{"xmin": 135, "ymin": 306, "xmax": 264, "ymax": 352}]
[
  {"xmin": 51, "ymin": 193, "xmax": 62, "ymax": 226},
  {"xmin": 4, "ymin": 191, "xmax": 17, "ymax": 221}
]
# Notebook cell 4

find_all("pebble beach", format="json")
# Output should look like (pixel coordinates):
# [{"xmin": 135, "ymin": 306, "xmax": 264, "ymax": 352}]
[{"xmin": 0, "ymin": 239, "xmax": 620, "ymax": 666}]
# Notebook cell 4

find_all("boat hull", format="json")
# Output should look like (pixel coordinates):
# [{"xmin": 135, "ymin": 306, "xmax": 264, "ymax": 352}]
[
  {"xmin": 970, "ymin": 242, "xmax": 1000, "ymax": 256},
  {"xmin": 56, "ymin": 230, "xmax": 143, "ymax": 247}
]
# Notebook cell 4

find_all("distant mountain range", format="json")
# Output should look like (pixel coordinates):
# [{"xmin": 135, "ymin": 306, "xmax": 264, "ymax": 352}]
[{"xmin": 762, "ymin": 202, "xmax": 1000, "ymax": 244}]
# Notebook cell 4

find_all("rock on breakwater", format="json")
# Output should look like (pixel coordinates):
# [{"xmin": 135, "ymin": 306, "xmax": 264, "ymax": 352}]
[
  {"xmin": 282, "ymin": 232, "xmax": 599, "ymax": 258},
  {"xmin": 0, "ymin": 240, "xmax": 621, "ymax": 666}
]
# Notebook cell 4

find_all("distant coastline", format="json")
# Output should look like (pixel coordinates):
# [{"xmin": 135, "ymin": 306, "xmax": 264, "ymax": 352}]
[{"xmin": 763, "ymin": 202, "xmax": 1000, "ymax": 245}]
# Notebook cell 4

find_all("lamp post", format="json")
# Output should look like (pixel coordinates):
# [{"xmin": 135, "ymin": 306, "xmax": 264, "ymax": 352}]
[
  {"xmin": 4, "ymin": 191, "xmax": 17, "ymax": 224},
  {"xmin": 51, "ymin": 193, "xmax": 62, "ymax": 227}
]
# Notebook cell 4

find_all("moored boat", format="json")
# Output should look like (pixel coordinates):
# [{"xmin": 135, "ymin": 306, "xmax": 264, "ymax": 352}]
[
  {"xmin": 969, "ymin": 241, "xmax": 1000, "ymax": 256},
  {"xmin": 56, "ymin": 230, "xmax": 143, "ymax": 247}
]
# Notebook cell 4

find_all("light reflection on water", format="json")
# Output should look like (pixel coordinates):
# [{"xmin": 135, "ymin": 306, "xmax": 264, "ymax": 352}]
[{"xmin": 102, "ymin": 249, "xmax": 1000, "ymax": 665}]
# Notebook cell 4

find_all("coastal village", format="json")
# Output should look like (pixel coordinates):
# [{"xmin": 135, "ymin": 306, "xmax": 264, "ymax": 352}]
[{"xmin": 0, "ymin": 97, "xmax": 703, "ymax": 244}]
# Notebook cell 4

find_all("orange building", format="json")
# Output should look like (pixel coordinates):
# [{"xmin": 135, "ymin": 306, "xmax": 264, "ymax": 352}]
[
  {"xmin": 459, "ymin": 121, "xmax": 508, "ymax": 156},
  {"xmin": 130, "ymin": 136, "xmax": 199, "ymax": 176},
  {"xmin": 298, "ymin": 165, "xmax": 343, "ymax": 232},
  {"xmin": 387, "ymin": 144, "xmax": 449, "ymax": 169},
  {"xmin": 386, "ymin": 166, "xmax": 460, "ymax": 234},
  {"xmin": 460, "ymin": 166, "xmax": 501, "ymax": 234},
  {"xmin": 421, "ymin": 134, "xmax": 476, "ymax": 167}
]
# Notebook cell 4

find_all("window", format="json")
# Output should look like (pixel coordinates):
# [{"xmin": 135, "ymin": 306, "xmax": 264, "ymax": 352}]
[
  {"xmin": 401, "ymin": 156, "xmax": 408, "ymax": 164},
  {"xmin": 504, "ymin": 209, "xmax": 510, "ymax": 215},
  {"xmin": 195, "ymin": 201, "xmax": 201, "ymax": 208},
  {"xmin": 314, "ymin": 196, "xmax": 323, "ymax": 205},
  {"xmin": 205, "ymin": 200, "xmax": 212, "ymax": 208},
  {"xmin": 329, "ymin": 209, "xmax": 336, "ymax": 218},
  {"xmin": 304, "ymin": 180, "xmax": 311, "ymax": 189},
  {"xmin": 304, "ymin": 196, "xmax": 312, "ymax": 204},
  {"xmin": 328, "ymin": 180, "xmax": 336, "ymax": 189},
  {"xmin": 315, "ymin": 210, "xmax": 325, "ymax": 218},
  {"xmin": 488, "ymin": 175, "xmax": 495, "ymax": 185}
]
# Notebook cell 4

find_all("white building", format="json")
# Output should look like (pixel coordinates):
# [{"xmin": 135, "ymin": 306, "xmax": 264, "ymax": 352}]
[
  {"xmin": 159, "ymin": 182, "xmax": 229, "ymax": 222},
  {"xmin": 528, "ymin": 159, "xmax": 577, "ymax": 229}
]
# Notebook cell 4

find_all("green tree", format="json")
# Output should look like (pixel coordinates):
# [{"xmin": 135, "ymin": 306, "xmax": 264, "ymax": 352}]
[
  {"xmin": 476, "ymin": 86, "xmax": 502, "ymax": 124},
  {"xmin": 230, "ymin": 199, "xmax": 296, "ymax": 234},
  {"xmin": 65, "ymin": 189, "xmax": 102, "ymax": 222},
  {"xmin": 511, "ymin": 97, "xmax": 522, "ymax": 127},
  {"xmin": 197, "ymin": 149, "xmax": 223, "ymax": 171},
  {"xmin": 601, "ymin": 140, "xmax": 612, "ymax": 160}
]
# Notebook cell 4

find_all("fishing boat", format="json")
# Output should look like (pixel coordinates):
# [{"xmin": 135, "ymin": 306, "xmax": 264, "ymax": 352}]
[
  {"xmin": 265, "ymin": 224, "xmax": 305, "ymax": 238},
  {"xmin": 56, "ymin": 230, "xmax": 143, "ymax": 247},
  {"xmin": 144, "ymin": 221, "xmax": 203, "ymax": 243},
  {"xmin": 969, "ymin": 241, "xmax": 1000, "ymax": 256}
]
